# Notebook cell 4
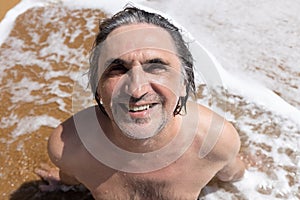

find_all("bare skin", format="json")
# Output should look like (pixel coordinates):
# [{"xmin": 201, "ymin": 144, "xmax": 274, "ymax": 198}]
[
  {"xmin": 38, "ymin": 24, "xmax": 246, "ymax": 200},
  {"xmin": 42, "ymin": 102, "xmax": 245, "ymax": 200}
]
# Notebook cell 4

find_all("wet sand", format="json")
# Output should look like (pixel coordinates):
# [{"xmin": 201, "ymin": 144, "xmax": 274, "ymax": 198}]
[
  {"xmin": 0, "ymin": 0, "xmax": 20, "ymax": 22},
  {"xmin": 0, "ymin": 2, "xmax": 299, "ymax": 200},
  {"xmin": 0, "ymin": 4, "xmax": 105, "ymax": 199}
]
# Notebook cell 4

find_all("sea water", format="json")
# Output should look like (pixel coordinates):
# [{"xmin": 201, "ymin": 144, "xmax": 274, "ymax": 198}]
[{"xmin": 0, "ymin": 0, "xmax": 299, "ymax": 199}]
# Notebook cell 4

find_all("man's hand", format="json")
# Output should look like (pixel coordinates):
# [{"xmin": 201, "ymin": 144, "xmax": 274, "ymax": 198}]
[
  {"xmin": 216, "ymin": 155, "xmax": 246, "ymax": 182},
  {"xmin": 35, "ymin": 163, "xmax": 74, "ymax": 192}
]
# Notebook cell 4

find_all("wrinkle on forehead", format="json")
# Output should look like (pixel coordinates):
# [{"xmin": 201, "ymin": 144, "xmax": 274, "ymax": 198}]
[{"xmin": 97, "ymin": 24, "xmax": 178, "ymax": 75}]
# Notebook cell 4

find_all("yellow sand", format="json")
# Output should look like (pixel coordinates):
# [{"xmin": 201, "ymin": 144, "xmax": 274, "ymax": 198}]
[{"xmin": 0, "ymin": 0, "xmax": 21, "ymax": 22}]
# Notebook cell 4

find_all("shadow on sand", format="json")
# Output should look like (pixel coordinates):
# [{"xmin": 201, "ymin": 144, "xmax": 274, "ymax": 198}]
[
  {"xmin": 10, "ymin": 180, "xmax": 94, "ymax": 200},
  {"xmin": 10, "ymin": 178, "xmax": 241, "ymax": 200}
]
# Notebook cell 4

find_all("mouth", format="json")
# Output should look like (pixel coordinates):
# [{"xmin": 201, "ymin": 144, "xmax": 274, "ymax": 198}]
[
  {"xmin": 128, "ymin": 103, "xmax": 157, "ymax": 112},
  {"xmin": 116, "ymin": 102, "xmax": 159, "ymax": 119}
]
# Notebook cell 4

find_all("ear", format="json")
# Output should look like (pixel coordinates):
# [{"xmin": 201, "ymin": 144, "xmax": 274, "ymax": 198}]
[{"xmin": 95, "ymin": 91, "xmax": 103, "ymax": 104}]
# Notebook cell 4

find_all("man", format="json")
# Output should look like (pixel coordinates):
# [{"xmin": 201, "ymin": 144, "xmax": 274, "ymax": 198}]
[{"xmin": 37, "ymin": 7, "xmax": 246, "ymax": 200}]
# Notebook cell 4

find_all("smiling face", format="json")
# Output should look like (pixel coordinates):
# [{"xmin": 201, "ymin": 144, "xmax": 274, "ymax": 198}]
[{"xmin": 97, "ymin": 24, "xmax": 186, "ymax": 139}]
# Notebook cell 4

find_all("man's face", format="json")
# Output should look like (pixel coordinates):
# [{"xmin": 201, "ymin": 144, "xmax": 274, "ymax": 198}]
[{"xmin": 97, "ymin": 24, "xmax": 186, "ymax": 139}]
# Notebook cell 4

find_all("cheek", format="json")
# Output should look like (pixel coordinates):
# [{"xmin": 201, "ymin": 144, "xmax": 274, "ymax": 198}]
[
  {"xmin": 166, "ymin": 91, "xmax": 180, "ymax": 110},
  {"xmin": 98, "ymin": 81, "xmax": 115, "ymax": 118},
  {"xmin": 151, "ymin": 83, "xmax": 179, "ymax": 108},
  {"xmin": 98, "ymin": 79, "xmax": 118, "ymax": 102}
]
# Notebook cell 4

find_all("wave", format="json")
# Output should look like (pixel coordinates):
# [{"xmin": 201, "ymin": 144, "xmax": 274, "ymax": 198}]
[{"xmin": 0, "ymin": 1, "xmax": 299, "ymax": 200}]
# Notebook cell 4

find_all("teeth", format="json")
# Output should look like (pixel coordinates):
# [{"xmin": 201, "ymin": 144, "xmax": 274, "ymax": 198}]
[{"xmin": 129, "ymin": 104, "xmax": 151, "ymax": 112}]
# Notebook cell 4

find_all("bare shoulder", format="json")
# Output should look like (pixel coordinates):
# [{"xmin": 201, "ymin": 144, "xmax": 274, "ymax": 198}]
[
  {"xmin": 48, "ymin": 106, "xmax": 101, "ymax": 168},
  {"xmin": 48, "ymin": 124, "xmax": 64, "ymax": 167},
  {"xmin": 212, "ymin": 118, "xmax": 240, "ymax": 161},
  {"xmin": 47, "ymin": 117, "xmax": 79, "ymax": 169},
  {"xmin": 192, "ymin": 102, "xmax": 240, "ymax": 161}
]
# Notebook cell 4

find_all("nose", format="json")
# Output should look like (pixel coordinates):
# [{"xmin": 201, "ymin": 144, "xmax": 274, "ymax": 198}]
[{"xmin": 125, "ymin": 65, "xmax": 149, "ymax": 98}]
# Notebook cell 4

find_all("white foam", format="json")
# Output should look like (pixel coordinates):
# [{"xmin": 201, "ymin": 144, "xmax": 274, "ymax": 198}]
[
  {"xmin": 0, "ymin": 113, "xmax": 18, "ymax": 130},
  {"xmin": 126, "ymin": 0, "xmax": 300, "ymax": 125},
  {"xmin": 219, "ymin": 68, "xmax": 300, "ymax": 125},
  {"xmin": 10, "ymin": 77, "xmax": 44, "ymax": 103},
  {"xmin": 233, "ymin": 171, "xmax": 272, "ymax": 200},
  {"xmin": 0, "ymin": 1, "xmax": 299, "ymax": 199},
  {"xmin": 1, "ymin": 0, "xmax": 299, "ymax": 126},
  {"xmin": 61, "ymin": 0, "xmax": 144, "ymax": 15},
  {"xmin": 12, "ymin": 115, "xmax": 60, "ymax": 137},
  {"xmin": 0, "ymin": 0, "xmax": 47, "ymax": 46}
]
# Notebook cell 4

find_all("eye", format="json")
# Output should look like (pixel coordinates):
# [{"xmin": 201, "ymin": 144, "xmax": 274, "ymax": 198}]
[
  {"xmin": 143, "ymin": 63, "xmax": 168, "ymax": 74},
  {"xmin": 106, "ymin": 65, "xmax": 128, "ymax": 77}
]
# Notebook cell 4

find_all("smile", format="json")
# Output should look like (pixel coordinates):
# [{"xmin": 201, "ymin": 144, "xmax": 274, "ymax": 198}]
[{"xmin": 128, "ymin": 103, "xmax": 157, "ymax": 112}]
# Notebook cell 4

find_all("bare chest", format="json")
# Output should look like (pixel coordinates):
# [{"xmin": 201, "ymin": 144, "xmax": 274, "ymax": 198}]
[
  {"xmin": 85, "ymin": 156, "xmax": 217, "ymax": 200},
  {"xmin": 91, "ymin": 171, "xmax": 198, "ymax": 200}
]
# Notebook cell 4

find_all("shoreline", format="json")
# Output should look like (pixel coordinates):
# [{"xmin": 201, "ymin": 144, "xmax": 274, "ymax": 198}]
[
  {"xmin": 0, "ymin": 1, "xmax": 299, "ymax": 199},
  {"xmin": 0, "ymin": 0, "xmax": 21, "ymax": 22}
]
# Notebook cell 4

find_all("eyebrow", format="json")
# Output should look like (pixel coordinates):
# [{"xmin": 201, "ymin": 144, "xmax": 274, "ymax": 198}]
[
  {"xmin": 104, "ymin": 58, "xmax": 127, "ymax": 68},
  {"xmin": 145, "ymin": 58, "xmax": 169, "ymax": 65},
  {"xmin": 104, "ymin": 58, "xmax": 169, "ymax": 68}
]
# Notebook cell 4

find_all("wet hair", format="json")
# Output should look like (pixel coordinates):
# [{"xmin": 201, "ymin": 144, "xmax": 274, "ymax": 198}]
[{"xmin": 89, "ymin": 6, "xmax": 195, "ymax": 116}]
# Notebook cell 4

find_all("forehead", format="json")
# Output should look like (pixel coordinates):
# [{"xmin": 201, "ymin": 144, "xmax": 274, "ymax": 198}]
[
  {"xmin": 98, "ymin": 24, "xmax": 178, "ymax": 67},
  {"xmin": 107, "ymin": 23, "xmax": 176, "ymax": 53}
]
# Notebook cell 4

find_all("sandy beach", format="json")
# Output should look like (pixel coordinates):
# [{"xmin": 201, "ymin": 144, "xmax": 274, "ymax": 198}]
[
  {"xmin": 0, "ymin": 0, "xmax": 20, "ymax": 22},
  {"xmin": 0, "ymin": 3, "xmax": 104, "ymax": 199},
  {"xmin": 0, "ymin": 1, "xmax": 299, "ymax": 200}
]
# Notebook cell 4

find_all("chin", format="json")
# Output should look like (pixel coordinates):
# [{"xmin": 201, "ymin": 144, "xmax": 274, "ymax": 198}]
[{"xmin": 116, "ymin": 116, "xmax": 167, "ymax": 140}]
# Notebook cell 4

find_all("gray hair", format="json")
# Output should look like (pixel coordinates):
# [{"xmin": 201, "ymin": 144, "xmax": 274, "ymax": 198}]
[{"xmin": 89, "ymin": 6, "xmax": 195, "ymax": 116}]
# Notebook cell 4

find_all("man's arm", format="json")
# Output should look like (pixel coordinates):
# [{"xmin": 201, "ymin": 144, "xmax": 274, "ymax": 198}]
[
  {"xmin": 216, "ymin": 154, "xmax": 245, "ymax": 182},
  {"xmin": 47, "ymin": 125, "xmax": 80, "ymax": 185},
  {"xmin": 59, "ymin": 169, "xmax": 80, "ymax": 185},
  {"xmin": 214, "ymin": 122, "xmax": 246, "ymax": 182},
  {"xmin": 35, "ymin": 124, "xmax": 80, "ymax": 192}
]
